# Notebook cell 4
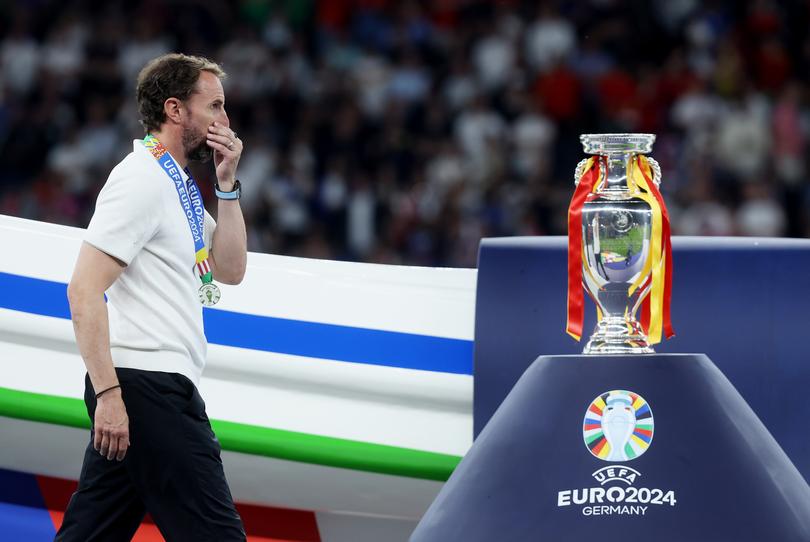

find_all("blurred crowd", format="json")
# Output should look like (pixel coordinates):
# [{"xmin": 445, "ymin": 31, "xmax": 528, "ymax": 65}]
[{"xmin": 1, "ymin": 0, "xmax": 809, "ymax": 267}]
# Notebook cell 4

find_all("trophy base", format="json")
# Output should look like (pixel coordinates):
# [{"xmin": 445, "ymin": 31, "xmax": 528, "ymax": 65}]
[{"xmin": 583, "ymin": 316, "xmax": 653, "ymax": 354}]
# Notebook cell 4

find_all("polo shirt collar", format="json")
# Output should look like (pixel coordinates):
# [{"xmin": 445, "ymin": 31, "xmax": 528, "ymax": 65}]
[{"xmin": 133, "ymin": 138, "xmax": 190, "ymax": 182}]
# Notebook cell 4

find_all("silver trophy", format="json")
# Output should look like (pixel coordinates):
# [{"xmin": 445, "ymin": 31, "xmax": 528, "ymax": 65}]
[{"xmin": 576, "ymin": 133, "xmax": 662, "ymax": 354}]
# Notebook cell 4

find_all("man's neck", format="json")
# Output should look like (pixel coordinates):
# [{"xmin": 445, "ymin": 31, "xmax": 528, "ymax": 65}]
[{"xmin": 151, "ymin": 128, "xmax": 188, "ymax": 169}]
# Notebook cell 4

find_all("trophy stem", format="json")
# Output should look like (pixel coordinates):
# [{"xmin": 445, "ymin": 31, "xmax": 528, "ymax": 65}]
[{"xmin": 583, "ymin": 316, "xmax": 654, "ymax": 355}]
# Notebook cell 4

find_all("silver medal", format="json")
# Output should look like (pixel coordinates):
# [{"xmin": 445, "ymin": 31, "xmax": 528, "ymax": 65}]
[{"xmin": 198, "ymin": 283, "xmax": 221, "ymax": 306}]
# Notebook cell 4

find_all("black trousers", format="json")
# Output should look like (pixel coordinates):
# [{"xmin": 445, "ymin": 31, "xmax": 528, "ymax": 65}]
[{"xmin": 55, "ymin": 368, "xmax": 246, "ymax": 541}]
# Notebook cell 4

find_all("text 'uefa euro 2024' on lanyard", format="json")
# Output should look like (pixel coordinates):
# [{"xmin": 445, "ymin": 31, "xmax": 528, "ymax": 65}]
[{"xmin": 142, "ymin": 134, "xmax": 221, "ymax": 306}]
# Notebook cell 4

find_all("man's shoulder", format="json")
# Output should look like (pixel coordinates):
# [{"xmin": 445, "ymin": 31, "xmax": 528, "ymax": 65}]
[
  {"xmin": 103, "ymin": 150, "xmax": 163, "ymax": 195},
  {"xmin": 109, "ymin": 148, "xmax": 158, "ymax": 180}
]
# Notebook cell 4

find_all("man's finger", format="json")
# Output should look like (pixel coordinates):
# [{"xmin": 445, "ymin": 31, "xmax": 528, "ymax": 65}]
[
  {"xmin": 92, "ymin": 425, "xmax": 101, "ymax": 451},
  {"xmin": 206, "ymin": 132, "xmax": 232, "ymax": 145},
  {"xmin": 106, "ymin": 435, "xmax": 119, "ymax": 461},
  {"xmin": 205, "ymin": 129, "xmax": 240, "ymax": 149},
  {"xmin": 115, "ymin": 436, "xmax": 129, "ymax": 461},
  {"xmin": 99, "ymin": 431, "xmax": 110, "ymax": 457},
  {"xmin": 206, "ymin": 139, "xmax": 228, "ymax": 151}
]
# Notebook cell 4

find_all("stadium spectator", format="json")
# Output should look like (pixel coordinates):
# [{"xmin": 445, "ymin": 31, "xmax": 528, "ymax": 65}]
[{"xmin": 0, "ymin": 0, "xmax": 808, "ymax": 268}]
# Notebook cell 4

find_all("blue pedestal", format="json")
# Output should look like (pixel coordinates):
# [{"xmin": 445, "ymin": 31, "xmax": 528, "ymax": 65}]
[
  {"xmin": 412, "ymin": 354, "xmax": 810, "ymax": 541},
  {"xmin": 474, "ymin": 237, "xmax": 810, "ymax": 481}
]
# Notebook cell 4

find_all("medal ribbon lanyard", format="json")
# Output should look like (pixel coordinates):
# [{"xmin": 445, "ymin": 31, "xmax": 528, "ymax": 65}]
[{"xmin": 142, "ymin": 135, "xmax": 214, "ymax": 287}]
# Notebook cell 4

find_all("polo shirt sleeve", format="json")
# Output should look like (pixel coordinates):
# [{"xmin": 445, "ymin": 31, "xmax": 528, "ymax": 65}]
[
  {"xmin": 204, "ymin": 210, "xmax": 216, "ymax": 251},
  {"xmin": 85, "ymin": 167, "xmax": 162, "ymax": 265}
]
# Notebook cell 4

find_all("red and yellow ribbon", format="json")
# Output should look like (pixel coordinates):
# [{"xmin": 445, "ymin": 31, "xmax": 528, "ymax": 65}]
[
  {"xmin": 566, "ymin": 154, "xmax": 674, "ymax": 344},
  {"xmin": 632, "ymin": 155, "xmax": 674, "ymax": 343},
  {"xmin": 566, "ymin": 157, "xmax": 600, "ymax": 340}
]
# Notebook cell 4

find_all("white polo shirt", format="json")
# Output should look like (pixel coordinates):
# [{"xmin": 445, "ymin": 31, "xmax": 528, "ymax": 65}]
[{"xmin": 85, "ymin": 140, "xmax": 216, "ymax": 386}]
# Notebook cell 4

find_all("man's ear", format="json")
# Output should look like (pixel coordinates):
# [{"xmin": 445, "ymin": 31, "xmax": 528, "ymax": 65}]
[{"xmin": 163, "ymin": 98, "xmax": 183, "ymax": 125}]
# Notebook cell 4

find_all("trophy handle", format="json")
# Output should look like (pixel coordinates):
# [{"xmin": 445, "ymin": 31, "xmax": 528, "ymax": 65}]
[
  {"xmin": 647, "ymin": 157, "xmax": 661, "ymax": 186},
  {"xmin": 573, "ymin": 159, "xmax": 589, "ymax": 185}
]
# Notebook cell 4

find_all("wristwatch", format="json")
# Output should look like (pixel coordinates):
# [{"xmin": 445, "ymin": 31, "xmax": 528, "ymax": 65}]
[{"xmin": 215, "ymin": 180, "xmax": 241, "ymax": 200}]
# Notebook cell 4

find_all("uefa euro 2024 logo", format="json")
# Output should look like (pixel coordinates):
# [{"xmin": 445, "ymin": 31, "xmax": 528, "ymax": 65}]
[
  {"xmin": 583, "ymin": 390, "xmax": 654, "ymax": 462},
  {"xmin": 556, "ymin": 390, "xmax": 676, "ymax": 516}
]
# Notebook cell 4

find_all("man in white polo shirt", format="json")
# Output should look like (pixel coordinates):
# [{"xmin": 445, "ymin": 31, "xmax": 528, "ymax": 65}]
[{"xmin": 57, "ymin": 54, "xmax": 247, "ymax": 540}]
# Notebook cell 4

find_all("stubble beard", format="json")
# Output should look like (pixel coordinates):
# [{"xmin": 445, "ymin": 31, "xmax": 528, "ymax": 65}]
[{"xmin": 182, "ymin": 121, "xmax": 212, "ymax": 163}]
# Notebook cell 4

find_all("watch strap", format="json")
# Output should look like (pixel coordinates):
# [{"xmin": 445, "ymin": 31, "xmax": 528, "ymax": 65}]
[{"xmin": 215, "ymin": 180, "xmax": 241, "ymax": 200}]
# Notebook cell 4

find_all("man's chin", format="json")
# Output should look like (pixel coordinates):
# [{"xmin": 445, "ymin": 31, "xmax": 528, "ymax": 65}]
[{"xmin": 188, "ymin": 145, "xmax": 213, "ymax": 163}]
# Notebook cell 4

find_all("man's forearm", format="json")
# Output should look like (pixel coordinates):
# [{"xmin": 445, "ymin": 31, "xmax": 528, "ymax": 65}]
[
  {"xmin": 211, "ymin": 198, "xmax": 247, "ymax": 284},
  {"xmin": 68, "ymin": 291, "xmax": 119, "ymax": 392}
]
